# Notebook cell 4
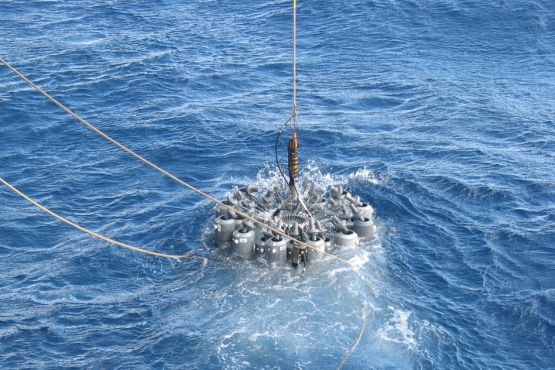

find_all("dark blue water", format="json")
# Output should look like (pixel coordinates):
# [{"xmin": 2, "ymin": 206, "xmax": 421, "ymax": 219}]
[{"xmin": 1, "ymin": 0, "xmax": 554, "ymax": 368}]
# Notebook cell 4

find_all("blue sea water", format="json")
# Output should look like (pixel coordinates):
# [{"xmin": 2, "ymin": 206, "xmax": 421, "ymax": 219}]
[{"xmin": 1, "ymin": 0, "xmax": 554, "ymax": 368}]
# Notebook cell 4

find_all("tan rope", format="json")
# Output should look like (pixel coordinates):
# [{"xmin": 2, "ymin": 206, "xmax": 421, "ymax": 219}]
[
  {"xmin": 0, "ymin": 56, "xmax": 355, "ymax": 268},
  {"xmin": 337, "ymin": 305, "xmax": 370, "ymax": 369},
  {"xmin": 1, "ymin": 55, "xmax": 368, "ymax": 364},
  {"xmin": 0, "ymin": 177, "xmax": 189, "ymax": 260}
]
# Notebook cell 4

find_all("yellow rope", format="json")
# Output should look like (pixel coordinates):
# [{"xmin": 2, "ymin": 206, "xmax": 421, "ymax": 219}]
[
  {"xmin": 0, "ymin": 56, "xmax": 355, "ymax": 268},
  {"xmin": 0, "ymin": 177, "xmax": 189, "ymax": 260}
]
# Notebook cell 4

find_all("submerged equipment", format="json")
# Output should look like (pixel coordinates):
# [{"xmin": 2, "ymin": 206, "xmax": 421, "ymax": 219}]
[
  {"xmin": 1, "ymin": 1, "xmax": 372, "ymax": 367},
  {"xmin": 213, "ymin": 1, "xmax": 376, "ymax": 266},
  {"xmin": 214, "ymin": 182, "xmax": 376, "ymax": 266}
]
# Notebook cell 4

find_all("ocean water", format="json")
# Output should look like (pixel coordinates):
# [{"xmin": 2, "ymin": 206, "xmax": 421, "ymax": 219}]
[{"xmin": 1, "ymin": 0, "xmax": 554, "ymax": 368}]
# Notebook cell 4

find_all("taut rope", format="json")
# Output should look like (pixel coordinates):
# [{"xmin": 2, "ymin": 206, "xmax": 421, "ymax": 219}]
[
  {"xmin": 0, "ymin": 177, "xmax": 190, "ymax": 260},
  {"xmin": 0, "ymin": 57, "xmax": 352, "ymax": 267}
]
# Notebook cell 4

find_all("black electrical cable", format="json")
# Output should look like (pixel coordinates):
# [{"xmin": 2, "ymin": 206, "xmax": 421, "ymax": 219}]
[{"xmin": 275, "ymin": 117, "xmax": 291, "ymax": 186}]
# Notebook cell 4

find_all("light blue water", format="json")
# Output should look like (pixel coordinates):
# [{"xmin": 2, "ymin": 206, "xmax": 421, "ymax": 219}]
[{"xmin": 1, "ymin": 0, "xmax": 554, "ymax": 368}]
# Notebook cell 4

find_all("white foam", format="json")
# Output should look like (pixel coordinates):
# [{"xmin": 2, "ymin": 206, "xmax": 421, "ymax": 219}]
[
  {"xmin": 378, "ymin": 307, "xmax": 417, "ymax": 348},
  {"xmin": 250, "ymin": 160, "xmax": 379, "ymax": 196},
  {"xmin": 348, "ymin": 250, "xmax": 371, "ymax": 271},
  {"xmin": 248, "ymin": 331, "xmax": 270, "ymax": 342},
  {"xmin": 347, "ymin": 167, "xmax": 380, "ymax": 184}
]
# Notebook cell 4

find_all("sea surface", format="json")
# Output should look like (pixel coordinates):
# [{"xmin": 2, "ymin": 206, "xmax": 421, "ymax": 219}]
[{"xmin": 1, "ymin": 0, "xmax": 554, "ymax": 369}]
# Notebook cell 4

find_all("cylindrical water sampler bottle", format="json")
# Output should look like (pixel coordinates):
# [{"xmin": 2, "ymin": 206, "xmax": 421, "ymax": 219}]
[
  {"xmin": 232, "ymin": 227, "xmax": 255, "ymax": 258},
  {"xmin": 215, "ymin": 215, "xmax": 236, "ymax": 246}
]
